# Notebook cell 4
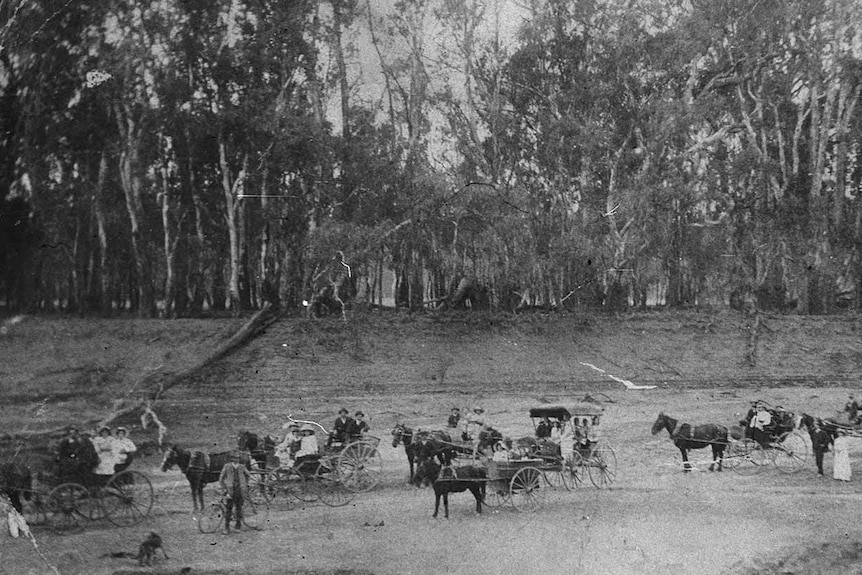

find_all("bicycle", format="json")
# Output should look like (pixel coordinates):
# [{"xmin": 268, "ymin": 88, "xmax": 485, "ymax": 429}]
[{"xmin": 197, "ymin": 491, "xmax": 270, "ymax": 534}]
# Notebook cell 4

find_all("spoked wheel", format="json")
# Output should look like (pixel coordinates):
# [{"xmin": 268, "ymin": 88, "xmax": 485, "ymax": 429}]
[
  {"xmin": 338, "ymin": 440, "xmax": 383, "ymax": 493},
  {"xmin": 728, "ymin": 439, "xmax": 765, "ymax": 475},
  {"xmin": 314, "ymin": 464, "xmax": 356, "ymax": 508},
  {"xmin": 509, "ymin": 466, "xmax": 546, "ymax": 512},
  {"xmin": 241, "ymin": 496, "xmax": 270, "ymax": 530},
  {"xmin": 483, "ymin": 480, "xmax": 509, "ymax": 509},
  {"xmin": 101, "ymin": 471, "xmax": 153, "ymax": 527},
  {"xmin": 561, "ymin": 453, "xmax": 584, "ymax": 490},
  {"xmin": 774, "ymin": 431, "xmax": 809, "ymax": 474},
  {"xmin": 197, "ymin": 502, "xmax": 223, "ymax": 534},
  {"xmin": 46, "ymin": 483, "xmax": 90, "ymax": 533},
  {"xmin": 587, "ymin": 445, "xmax": 617, "ymax": 489}
]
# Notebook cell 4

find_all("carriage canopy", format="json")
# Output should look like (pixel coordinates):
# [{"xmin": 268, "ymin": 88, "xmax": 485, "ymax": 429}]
[{"xmin": 529, "ymin": 404, "xmax": 604, "ymax": 421}]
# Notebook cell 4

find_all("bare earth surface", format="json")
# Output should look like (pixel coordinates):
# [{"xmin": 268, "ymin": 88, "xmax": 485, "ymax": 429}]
[{"xmin": 3, "ymin": 310, "xmax": 862, "ymax": 575}]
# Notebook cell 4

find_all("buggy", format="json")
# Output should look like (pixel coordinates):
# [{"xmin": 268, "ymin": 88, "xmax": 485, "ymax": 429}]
[{"xmin": 724, "ymin": 401, "xmax": 808, "ymax": 474}]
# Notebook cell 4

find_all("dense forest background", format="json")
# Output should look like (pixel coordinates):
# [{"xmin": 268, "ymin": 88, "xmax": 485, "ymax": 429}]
[{"xmin": 1, "ymin": 0, "xmax": 861, "ymax": 317}]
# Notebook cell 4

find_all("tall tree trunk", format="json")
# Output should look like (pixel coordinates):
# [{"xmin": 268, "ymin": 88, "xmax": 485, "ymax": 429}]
[
  {"xmin": 115, "ymin": 103, "xmax": 155, "ymax": 317},
  {"xmin": 94, "ymin": 150, "xmax": 111, "ymax": 316},
  {"xmin": 218, "ymin": 131, "xmax": 248, "ymax": 315}
]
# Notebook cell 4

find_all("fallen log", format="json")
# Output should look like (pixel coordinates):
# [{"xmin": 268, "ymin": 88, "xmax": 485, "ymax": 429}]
[{"xmin": 4, "ymin": 303, "xmax": 276, "ymax": 442}]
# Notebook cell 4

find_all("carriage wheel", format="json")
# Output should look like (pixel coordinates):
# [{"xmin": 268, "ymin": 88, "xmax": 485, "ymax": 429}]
[
  {"xmin": 46, "ymin": 483, "xmax": 89, "ymax": 533},
  {"xmin": 100, "ymin": 471, "xmax": 153, "ymax": 528},
  {"xmin": 509, "ymin": 466, "xmax": 546, "ymax": 512},
  {"xmin": 483, "ymin": 480, "xmax": 509, "ymax": 509},
  {"xmin": 728, "ymin": 439, "xmax": 764, "ymax": 475},
  {"xmin": 241, "ymin": 496, "xmax": 270, "ymax": 530},
  {"xmin": 247, "ymin": 470, "xmax": 272, "ymax": 505},
  {"xmin": 338, "ymin": 440, "xmax": 383, "ymax": 493},
  {"xmin": 587, "ymin": 445, "xmax": 617, "ymax": 489},
  {"xmin": 773, "ymin": 431, "xmax": 808, "ymax": 474},
  {"xmin": 197, "ymin": 502, "xmax": 223, "ymax": 534},
  {"xmin": 560, "ymin": 453, "xmax": 584, "ymax": 490},
  {"xmin": 314, "ymin": 464, "xmax": 356, "ymax": 508}
]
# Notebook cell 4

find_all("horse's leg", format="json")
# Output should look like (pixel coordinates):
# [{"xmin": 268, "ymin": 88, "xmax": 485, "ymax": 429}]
[
  {"xmin": 474, "ymin": 487, "xmax": 483, "ymax": 514},
  {"xmin": 407, "ymin": 451, "xmax": 415, "ymax": 483},
  {"xmin": 443, "ymin": 491, "xmax": 449, "ymax": 519},
  {"xmin": 716, "ymin": 445, "xmax": 724, "ymax": 472},
  {"xmin": 679, "ymin": 447, "xmax": 691, "ymax": 472},
  {"xmin": 433, "ymin": 490, "xmax": 440, "ymax": 518}
]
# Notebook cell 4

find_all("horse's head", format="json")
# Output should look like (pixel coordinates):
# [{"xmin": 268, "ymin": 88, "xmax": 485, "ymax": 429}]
[
  {"xmin": 160, "ymin": 444, "xmax": 178, "ymax": 472},
  {"xmin": 391, "ymin": 424, "xmax": 411, "ymax": 448},
  {"xmin": 411, "ymin": 458, "xmax": 440, "ymax": 488},
  {"xmin": 237, "ymin": 430, "xmax": 256, "ymax": 452},
  {"xmin": 650, "ymin": 413, "xmax": 666, "ymax": 435}
]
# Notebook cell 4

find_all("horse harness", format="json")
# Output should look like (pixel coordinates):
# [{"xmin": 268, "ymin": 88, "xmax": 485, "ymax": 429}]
[{"xmin": 188, "ymin": 451, "xmax": 211, "ymax": 473}]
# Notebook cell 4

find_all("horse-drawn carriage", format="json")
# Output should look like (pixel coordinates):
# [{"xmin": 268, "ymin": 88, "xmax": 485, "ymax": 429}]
[
  {"xmin": 525, "ymin": 404, "xmax": 617, "ymax": 489},
  {"xmin": 724, "ymin": 401, "xmax": 809, "ymax": 475},
  {"xmin": 8, "ymin": 455, "xmax": 153, "ymax": 533},
  {"xmin": 238, "ymin": 416, "xmax": 382, "ymax": 507}
]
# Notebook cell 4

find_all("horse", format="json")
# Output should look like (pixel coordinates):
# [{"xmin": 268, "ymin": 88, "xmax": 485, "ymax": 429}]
[
  {"xmin": 390, "ymin": 424, "xmax": 422, "ymax": 482},
  {"xmin": 160, "ymin": 445, "xmax": 251, "ymax": 512},
  {"xmin": 411, "ymin": 458, "xmax": 486, "ymax": 519},
  {"xmin": 0, "ymin": 462, "xmax": 32, "ymax": 513},
  {"xmin": 237, "ymin": 430, "xmax": 276, "ymax": 470},
  {"xmin": 651, "ymin": 412, "xmax": 727, "ymax": 472}
]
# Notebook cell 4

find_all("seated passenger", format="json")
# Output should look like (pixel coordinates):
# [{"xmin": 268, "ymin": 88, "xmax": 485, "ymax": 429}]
[
  {"xmin": 327, "ymin": 408, "xmax": 354, "ymax": 447},
  {"xmin": 275, "ymin": 424, "xmax": 301, "ymax": 466},
  {"xmin": 535, "ymin": 416, "xmax": 552, "ymax": 439},
  {"xmin": 294, "ymin": 424, "xmax": 320, "ymax": 474},
  {"xmin": 447, "ymin": 408, "xmax": 461, "ymax": 429},
  {"xmin": 93, "ymin": 426, "xmax": 116, "ymax": 476},
  {"xmin": 346, "ymin": 411, "xmax": 370, "ymax": 441},
  {"xmin": 111, "ymin": 427, "xmax": 137, "ymax": 474}
]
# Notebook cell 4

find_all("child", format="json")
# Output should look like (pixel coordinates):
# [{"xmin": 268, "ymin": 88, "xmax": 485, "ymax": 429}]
[{"xmin": 218, "ymin": 451, "xmax": 251, "ymax": 534}]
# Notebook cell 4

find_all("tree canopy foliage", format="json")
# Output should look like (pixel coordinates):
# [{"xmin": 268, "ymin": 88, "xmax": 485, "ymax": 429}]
[{"xmin": 1, "ymin": 0, "xmax": 861, "ymax": 316}]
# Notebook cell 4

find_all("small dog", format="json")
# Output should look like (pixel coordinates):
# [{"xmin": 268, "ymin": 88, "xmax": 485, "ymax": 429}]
[{"xmin": 136, "ymin": 531, "xmax": 168, "ymax": 566}]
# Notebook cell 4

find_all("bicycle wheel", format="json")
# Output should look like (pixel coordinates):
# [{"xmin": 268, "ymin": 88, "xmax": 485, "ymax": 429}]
[
  {"xmin": 197, "ymin": 502, "xmax": 223, "ymax": 534},
  {"xmin": 315, "ymin": 465, "xmax": 356, "ymax": 508},
  {"xmin": 774, "ymin": 431, "xmax": 808, "ymax": 474},
  {"xmin": 241, "ymin": 497, "xmax": 270, "ymax": 530},
  {"xmin": 101, "ymin": 471, "xmax": 153, "ymax": 527}
]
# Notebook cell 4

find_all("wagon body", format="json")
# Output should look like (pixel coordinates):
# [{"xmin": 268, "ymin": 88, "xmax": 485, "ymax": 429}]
[
  {"xmin": 11, "ymin": 457, "xmax": 153, "ymax": 533},
  {"xmin": 528, "ymin": 404, "xmax": 617, "ymax": 489}
]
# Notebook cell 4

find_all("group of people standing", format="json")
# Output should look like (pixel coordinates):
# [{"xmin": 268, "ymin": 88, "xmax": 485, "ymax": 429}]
[{"xmin": 56, "ymin": 425, "xmax": 137, "ymax": 480}]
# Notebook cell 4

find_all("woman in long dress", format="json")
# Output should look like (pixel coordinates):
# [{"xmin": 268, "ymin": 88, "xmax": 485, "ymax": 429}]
[{"xmin": 833, "ymin": 430, "xmax": 852, "ymax": 481}]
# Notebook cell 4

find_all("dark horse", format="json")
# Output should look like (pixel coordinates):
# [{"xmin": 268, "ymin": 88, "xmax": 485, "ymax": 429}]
[
  {"xmin": 237, "ymin": 430, "xmax": 276, "ymax": 470},
  {"xmin": 412, "ymin": 459, "xmax": 486, "ymax": 519},
  {"xmin": 0, "ymin": 462, "xmax": 32, "ymax": 513},
  {"xmin": 651, "ymin": 412, "xmax": 727, "ymax": 472},
  {"xmin": 160, "ymin": 445, "xmax": 251, "ymax": 512},
  {"xmin": 392, "ymin": 424, "xmax": 459, "ymax": 480}
]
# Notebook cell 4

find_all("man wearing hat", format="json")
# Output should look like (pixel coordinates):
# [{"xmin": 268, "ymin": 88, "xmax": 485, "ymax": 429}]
[
  {"xmin": 294, "ymin": 424, "xmax": 320, "ymax": 473},
  {"xmin": 464, "ymin": 407, "xmax": 491, "ymax": 458},
  {"xmin": 218, "ymin": 451, "xmax": 251, "ymax": 534},
  {"xmin": 346, "ymin": 411, "xmax": 370, "ymax": 441},
  {"xmin": 57, "ymin": 427, "xmax": 98, "ymax": 481},
  {"xmin": 328, "ymin": 408, "xmax": 355, "ymax": 447}
]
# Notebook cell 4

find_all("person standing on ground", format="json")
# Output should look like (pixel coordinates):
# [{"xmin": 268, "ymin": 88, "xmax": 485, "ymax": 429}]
[
  {"xmin": 219, "ymin": 451, "xmax": 251, "ymax": 534},
  {"xmin": 833, "ymin": 430, "xmax": 852, "ymax": 482},
  {"xmin": 809, "ymin": 421, "xmax": 832, "ymax": 476}
]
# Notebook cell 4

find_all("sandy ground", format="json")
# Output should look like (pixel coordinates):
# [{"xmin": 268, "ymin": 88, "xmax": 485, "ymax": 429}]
[{"xmin": 7, "ymin": 387, "xmax": 862, "ymax": 575}]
